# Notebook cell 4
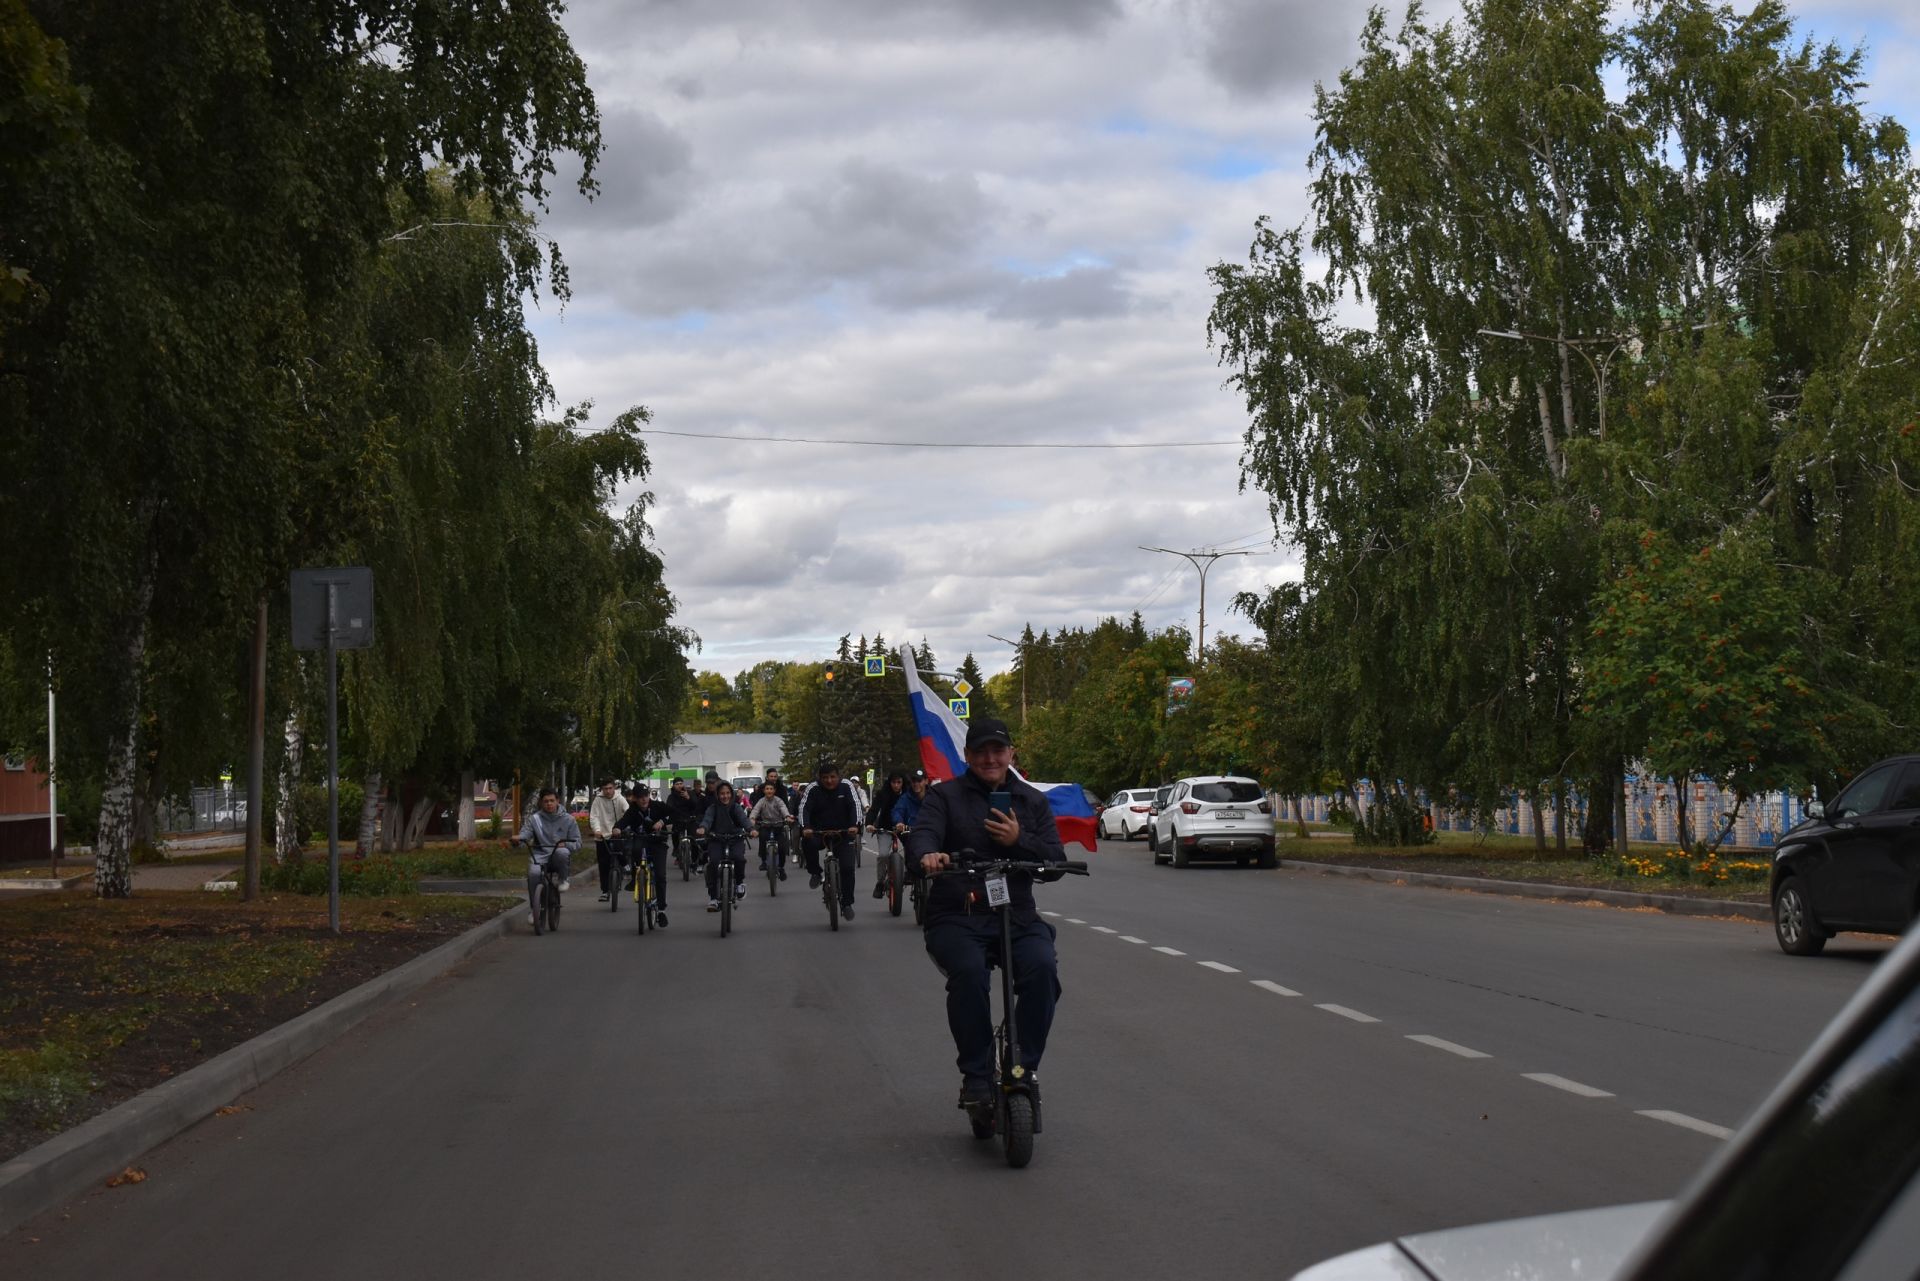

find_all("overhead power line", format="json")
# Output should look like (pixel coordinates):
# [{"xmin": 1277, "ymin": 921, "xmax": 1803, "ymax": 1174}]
[{"xmin": 631, "ymin": 427, "xmax": 1243, "ymax": 449}]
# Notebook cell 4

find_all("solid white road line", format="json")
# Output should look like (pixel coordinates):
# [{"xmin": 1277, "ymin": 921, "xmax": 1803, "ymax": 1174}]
[
  {"xmin": 1152, "ymin": 946, "xmax": 1187, "ymax": 956},
  {"xmin": 1407, "ymin": 1035, "xmax": 1490, "ymax": 1059},
  {"xmin": 1524, "ymin": 1073, "xmax": 1615, "ymax": 1099},
  {"xmin": 1198, "ymin": 961, "xmax": 1241, "ymax": 973},
  {"xmin": 1636, "ymin": 1110, "xmax": 1734, "ymax": 1139},
  {"xmin": 1119, "ymin": 935, "xmax": 1148, "ymax": 944},
  {"xmin": 1091, "ymin": 926, "xmax": 1117, "ymax": 934},
  {"xmin": 1251, "ymin": 980, "xmax": 1300, "ymax": 997},
  {"xmin": 1066, "ymin": 918, "xmax": 1087, "ymax": 925},
  {"xmin": 1316, "ymin": 1004, "xmax": 1381, "ymax": 1024}
]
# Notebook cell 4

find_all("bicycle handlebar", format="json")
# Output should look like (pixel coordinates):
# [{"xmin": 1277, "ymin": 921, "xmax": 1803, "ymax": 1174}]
[{"xmin": 928, "ymin": 849, "xmax": 1090, "ymax": 877}]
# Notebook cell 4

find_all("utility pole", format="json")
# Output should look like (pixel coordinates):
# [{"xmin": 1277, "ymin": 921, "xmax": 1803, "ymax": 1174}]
[
  {"xmin": 986, "ymin": 632, "xmax": 1026, "ymax": 723},
  {"xmin": 1140, "ymin": 546, "xmax": 1252, "ymax": 664}
]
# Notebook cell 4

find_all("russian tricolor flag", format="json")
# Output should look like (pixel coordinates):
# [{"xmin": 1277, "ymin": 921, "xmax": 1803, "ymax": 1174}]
[{"xmin": 900, "ymin": 647, "xmax": 1098, "ymax": 852}]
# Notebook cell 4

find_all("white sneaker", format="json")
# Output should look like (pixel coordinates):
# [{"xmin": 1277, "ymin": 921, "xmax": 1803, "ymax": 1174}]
[
  {"xmin": 560, "ymin": 879, "xmax": 572, "ymax": 891},
  {"xmin": 529, "ymin": 912, "xmax": 536, "ymax": 926}
]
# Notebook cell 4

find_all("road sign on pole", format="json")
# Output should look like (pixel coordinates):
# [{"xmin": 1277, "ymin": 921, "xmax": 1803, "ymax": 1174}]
[
  {"xmin": 864, "ymin": 656, "xmax": 886, "ymax": 677},
  {"xmin": 291, "ymin": 568, "xmax": 374, "ymax": 937},
  {"xmin": 949, "ymin": 697, "xmax": 970, "ymax": 719},
  {"xmin": 952, "ymin": 678, "xmax": 973, "ymax": 698}
]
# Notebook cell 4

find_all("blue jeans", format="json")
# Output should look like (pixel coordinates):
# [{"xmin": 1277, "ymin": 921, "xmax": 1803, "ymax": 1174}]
[{"xmin": 924, "ymin": 915, "xmax": 1060, "ymax": 1081}]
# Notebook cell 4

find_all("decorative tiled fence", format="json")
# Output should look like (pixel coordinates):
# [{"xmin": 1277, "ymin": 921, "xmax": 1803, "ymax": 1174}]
[{"xmin": 1287, "ymin": 775, "xmax": 1810, "ymax": 850}]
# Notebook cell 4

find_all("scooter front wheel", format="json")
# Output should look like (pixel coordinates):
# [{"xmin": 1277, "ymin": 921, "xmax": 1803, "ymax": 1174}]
[{"xmin": 1003, "ymin": 1093, "xmax": 1035, "ymax": 1168}]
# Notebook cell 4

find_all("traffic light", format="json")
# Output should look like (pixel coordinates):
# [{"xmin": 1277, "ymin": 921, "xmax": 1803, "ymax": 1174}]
[{"xmin": 824, "ymin": 667, "xmax": 835, "ymax": 682}]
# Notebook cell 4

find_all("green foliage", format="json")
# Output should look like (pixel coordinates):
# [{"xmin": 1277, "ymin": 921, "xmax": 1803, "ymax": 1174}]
[
  {"xmin": 260, "ymin": 855, "xmax": 419, "ymax": 897},
  {"xmin": 1208, "ymin": 0, "xmax": 1919, "ymax": 811},
  {"xmin": 1353, "ymin": 789, "xmax": 1436, "ymax": 847}
]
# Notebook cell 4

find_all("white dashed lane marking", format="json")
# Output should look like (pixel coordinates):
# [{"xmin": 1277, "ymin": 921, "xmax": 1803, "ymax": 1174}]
[
  {"xmin": 1637, "ymin": 1110, "xmax": 1734, "ymax": 1139},
  {"xmin": 1406, "ymin": 1035, "xmax": 1491, "ymax": 1059},
  {"xmin": 1041, "ymin": 911, "xmax": 1061, "ymax": 918},
  {"xmin": 1062, "ymin": 915, "xmax": 1727, "ymax": 1139},
  {"xmin": 1524, "ymin": 1073, "xmax": 1615, "ymax": 1099},
  {"xmin": 1316, "ymin": 1004, "xmax": 1381, "ymax": 1024}
]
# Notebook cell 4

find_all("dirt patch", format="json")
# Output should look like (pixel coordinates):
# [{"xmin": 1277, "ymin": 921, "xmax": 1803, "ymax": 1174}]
[{"xmin": 0, "ymin": 890, "xmax": 506, "ymax": 1164}]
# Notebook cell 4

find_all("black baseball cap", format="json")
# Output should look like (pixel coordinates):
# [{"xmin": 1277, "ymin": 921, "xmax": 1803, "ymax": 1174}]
[{"xmin": 965, "ymin": 718, "xmax": 1013, "ymax": 750}]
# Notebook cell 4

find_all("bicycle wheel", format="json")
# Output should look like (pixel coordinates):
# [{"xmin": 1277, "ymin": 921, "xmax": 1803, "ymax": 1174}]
[
  {"xmin": 1003, "ymin": 1093, "xmax": 1035, "ymax": 1168},
  {"xmin": 532, "ymin": 879, "xmax": 546, "ymax": 936},
  {"xmin": 608, "ymin": 848, "xmax": 620, "ymax": 912},
  {"xmin": 546, "ymin": 872, "xmax": 561, "ymax": 932},
  {"xmin": 635, "ymin": 862, "xmax": 649, "ymax": 935},
  {"xmin": 720, "ymin": 863, "xmax": 733, "ymax": 938},
  {"xmin": 824, "ymin": 852, "xmax": 840, "ymax": 932},
  {"xmin": 678, "ymin": 835, "xmax": 690, "ymax": 881},
  {"xmin": 887, "ymin": 850, "xmax": 904, "ymax": 917}
]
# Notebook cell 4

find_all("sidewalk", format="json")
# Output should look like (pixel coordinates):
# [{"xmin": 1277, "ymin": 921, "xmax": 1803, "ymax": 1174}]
[{"xmin": 131, "ymin": 863, "xmax": 239, "ymax": 891}]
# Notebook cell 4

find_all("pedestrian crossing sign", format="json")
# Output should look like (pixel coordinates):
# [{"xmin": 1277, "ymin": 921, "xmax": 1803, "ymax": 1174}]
[
  {"xmin": 949, "ymin": 697, "xmax": 970, "ymax": 719},
  {"xmin": 864, "ymin": 657, "xmax": 886, "ymax": 677}
]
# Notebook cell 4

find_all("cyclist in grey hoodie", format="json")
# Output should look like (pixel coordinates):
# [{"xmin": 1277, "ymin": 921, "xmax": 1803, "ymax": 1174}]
[{"xmin": 513, "ymin": 788, "xmax": 580, "ymax": 926}]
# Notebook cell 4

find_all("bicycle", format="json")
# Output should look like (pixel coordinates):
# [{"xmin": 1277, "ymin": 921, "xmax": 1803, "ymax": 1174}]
[
  {"xmin": 512, "ymin": 839, "xmax": 566, "ymax": 936},
  {"xmin": 808, "ymin": 827, "xmax": 859, "ymax": 930},
  {"xmin": 929, "ymin": 851, "xmax": 1089, "ymax": 1168},
  {"xmin": 712, "ymin": 835, "xmax": 742, "ymax": 938},
  {"xmin": 758, "ymin": 821, "xmax": 789, "ymax": 897},
  {"xmin": 606, "ymin": 835, "xmax": 628, "ymax": 913},
  {"xmin": 632, "ymin": 838, "xmax": 659, "ymax": 935},
  {"xmin": 673, "ymin": 825, "xmax": 695, "ymax": 881},
  {"xmin": 875, "ymin": 827, "xmax": 907, "ymax": 918}
]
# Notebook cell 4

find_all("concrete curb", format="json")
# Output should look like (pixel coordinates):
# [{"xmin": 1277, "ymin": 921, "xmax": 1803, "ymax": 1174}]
[
  {"xmin": 1280, "ymin": 859, "xmax": 1773, "ymax": 922},
  {"xmin": 0, "ymin": 872, "xmax": 90, "ymax": 891},
  {"xmin": 0, "ymin": 897, "xmax": 526, "ymax": 1235}
]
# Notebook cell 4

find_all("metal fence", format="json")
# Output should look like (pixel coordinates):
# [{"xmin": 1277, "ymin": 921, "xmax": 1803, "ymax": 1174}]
[{"xmin": 155, "ymin": 785, "xmax": 247, "ymax": 835}]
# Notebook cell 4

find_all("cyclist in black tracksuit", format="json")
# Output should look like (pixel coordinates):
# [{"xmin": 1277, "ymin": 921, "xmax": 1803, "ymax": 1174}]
[
  {"xmin": 666, "ymin": 778, "xmax": 703, "ymax": 867},
  {"xmin": 905, "ymin": 718, "xmax": 1065, "ymax": 1109},
  {"xmin": 617, "ymin": 783, "xmax": 673, "ymax": 926},
  {"xmin": 800, "ymin": 761, "xmax": 864, "ymax": 918}
]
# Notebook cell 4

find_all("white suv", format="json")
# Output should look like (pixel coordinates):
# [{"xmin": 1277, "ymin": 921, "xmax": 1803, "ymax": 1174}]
[
  {"xmin": 1151, "ymin": 776, "xmax": 1275, "ymax": 868},
  {"xmin": 1099, "ymin": 789, "xmax": 1157, "ymax": 841}
]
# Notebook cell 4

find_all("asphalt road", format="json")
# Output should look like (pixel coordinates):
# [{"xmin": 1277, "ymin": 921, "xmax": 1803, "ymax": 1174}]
[{"xmin": 11, "ymin": 841, "xmax": 1890, "ymax": 1279}]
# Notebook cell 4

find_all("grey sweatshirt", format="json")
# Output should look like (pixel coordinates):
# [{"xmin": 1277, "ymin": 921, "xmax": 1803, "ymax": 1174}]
[{"xmin": 518, "ymin": 808, "xmax": 581, "ymax": 857}]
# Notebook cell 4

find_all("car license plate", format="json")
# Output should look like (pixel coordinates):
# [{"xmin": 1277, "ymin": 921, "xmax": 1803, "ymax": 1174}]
[{"xmin": 1216, "ymin": 810, "xmax": 1243, "ymax": 820}]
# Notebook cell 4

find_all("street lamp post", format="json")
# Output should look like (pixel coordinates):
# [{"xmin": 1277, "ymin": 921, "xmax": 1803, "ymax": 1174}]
[{"xmin": 1139, "ymin": 546, "xmax": 1252, "ymax": 664}]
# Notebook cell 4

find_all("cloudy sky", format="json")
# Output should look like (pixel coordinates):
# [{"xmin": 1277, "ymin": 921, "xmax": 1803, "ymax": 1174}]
[{"xmin": 531, "ymin": 0, "xmax": 1920, "ymax": 679}]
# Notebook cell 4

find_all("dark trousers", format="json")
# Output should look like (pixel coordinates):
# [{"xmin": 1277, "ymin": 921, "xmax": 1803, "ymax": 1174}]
[
  {"xmin": 813, "ymin": 833, "xmax": 858, "ymax": 908},
  {"xmin": 924, "ymin": 915, "xmax": 1060, "ymax": 1082},
  {"xmin": 757, "ymin": 826, "xmax": 788, "ymax": 868},
  {"xmin": 595, "ymin": 839, "xmax": 617, "ymax": 892},
  {"xmin": 705, "ymin": 836, "xmax": 747, "ymax": 900}
]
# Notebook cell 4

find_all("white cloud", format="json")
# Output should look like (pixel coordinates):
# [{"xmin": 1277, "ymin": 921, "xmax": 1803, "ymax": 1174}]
[{"xmin": 533, "ymin": 0, "xmax": 1918, "ymax": 676}]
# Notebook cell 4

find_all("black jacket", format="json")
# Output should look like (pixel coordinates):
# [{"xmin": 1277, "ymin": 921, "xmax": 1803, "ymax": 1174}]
[
  {"xmin": 619, "ymin": 799, "xmax": 673, "ymax": 846},
  {"xmin": 800, "ymin": 780, "xmax": 862, "ymax": 833},
  {"xmin": 867, "ymin": 783, "xmax": 907, "ymax": 828},
  {"xmin": 905, "ymin": 772, "xmax": 1064, "ymax": 924},
  {"xmin": 666, "ymin": 790, "xmax": 702, "ymax": 828}
]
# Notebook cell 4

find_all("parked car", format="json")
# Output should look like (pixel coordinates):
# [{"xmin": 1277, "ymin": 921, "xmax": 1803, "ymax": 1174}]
[
  {"xmin": 1293, "ymin": 921, "xmax": 1920, "ymax": 1280},
  {"xmin": 1151, "ymin": 775, "xmax": 1275, "ymax": 868},
  {"xmin": 1099, "ymin": 788, "xmax": 1158, "ymax": 841},
  {"xmin": 1145, "ymin": 784, "xmax": 1174, "ymax": 855},
  {"xmin": 1771, "ymin": 753, "xmax": 1920, "ymax": 956}
]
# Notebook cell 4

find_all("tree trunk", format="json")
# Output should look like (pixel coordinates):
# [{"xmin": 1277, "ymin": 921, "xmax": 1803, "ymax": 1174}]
[
  {"xmin": 275, "ymin": 703, "xmax": 305, "ymax": 864},
  {"xmin": 1291, "ymin": 795, "xmax": 1308, "ymax": 839},
  {"xmin": 1553, "ymin": 779, "xmax": 1568, "ymax": 854},
  {"xmin": 94, "ymin": 555, "xmax": 157, "ymax": 899},
  {"xmin": 1531, "ymin": 788, "xmax": 1547, "ymax": 854},
  {"xmin": 356, "ymin": 771, "xmax": 383, "ymax": 857},
  {"xmin": 379, "ymin": 784, "xmax": 404, "ymax": 853},
  {"xmin": 1581, "ymin": 765, "xmax": 1616, "ymax": 858},
  {"xmin": 243, "ymin": 595, "xmax": 268, "ymax": 900},
  {"xmin": 1615, "ymin": 769, "xmax": 1630, "ymax": 856},
  {"xmin": 1675, "ymin": 783, "xmax": 1692, "ymax": 851},
  {"xmin": 401, "ymin": 793, "xmax": 433, "ymax": 850},
  {"xmin": 457, "ymin": 769, "xmax": 476, "ymax": 841}
]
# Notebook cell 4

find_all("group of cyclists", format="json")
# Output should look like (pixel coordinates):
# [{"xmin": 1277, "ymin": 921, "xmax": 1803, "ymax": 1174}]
[{"xmin": 512, "ymin": 719, "xmax": 1074, "ymax": 1118}]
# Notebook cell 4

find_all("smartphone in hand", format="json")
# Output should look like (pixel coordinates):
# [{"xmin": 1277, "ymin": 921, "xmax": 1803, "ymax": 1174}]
[{"xmin": 988, "ymin": 791, "xmax": 1012, "ymax": 817}]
